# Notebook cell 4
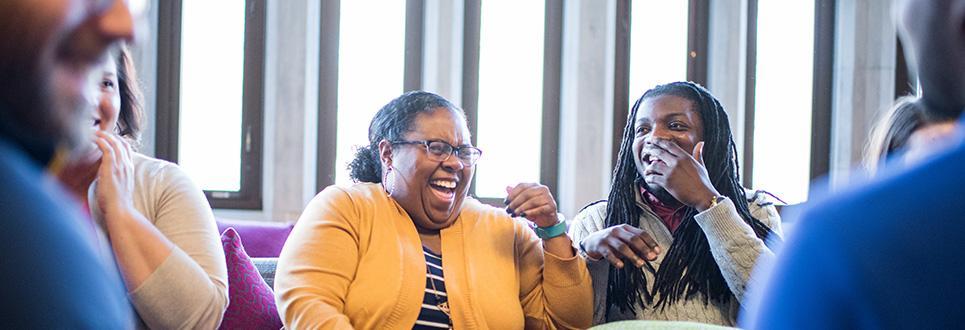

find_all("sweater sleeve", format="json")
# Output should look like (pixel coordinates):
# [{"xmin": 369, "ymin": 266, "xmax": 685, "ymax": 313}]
[
  {"xmin": 128, "ymin": 162, "xmax": 229, "ymax": 329},
  {"xmin": 274, "ymin": 187, "xmax": 359, "ymax": 330},
  {"xmin": 566, "ymin": 202, "xmax": 612, "ymax": 325},
  {"xmin": 693, "ymin": 195, "xmax": 783, "ymax": 303},
  {"xmin": 516, "ymin": 218, "xmax": 594, "ymax": 329}
]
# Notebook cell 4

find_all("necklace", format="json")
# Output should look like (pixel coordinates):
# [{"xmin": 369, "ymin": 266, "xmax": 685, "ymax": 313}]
[{"xmin": 426, "ymin": 265, "xmax": 451, "ymax": 317}]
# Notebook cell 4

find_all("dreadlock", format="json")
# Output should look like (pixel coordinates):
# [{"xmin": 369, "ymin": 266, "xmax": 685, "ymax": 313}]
[{"xmin": 603, "ymin": 81, "xmax": 779, "ymax": 315}]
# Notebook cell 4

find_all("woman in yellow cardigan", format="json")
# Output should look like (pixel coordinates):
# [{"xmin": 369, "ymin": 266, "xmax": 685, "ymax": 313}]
[{"xmin": 275, "ymin": 91, "xmax": 593, "ymax": 329}]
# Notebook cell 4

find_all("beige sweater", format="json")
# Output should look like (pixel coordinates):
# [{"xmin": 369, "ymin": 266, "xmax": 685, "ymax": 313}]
[
  {"xmin": 568, "ymin": 190, "xmax": 783, "ymax": 327},
  {"xmin": 89, "ymin": 153, "xmax": 229, "ymax": 329}
]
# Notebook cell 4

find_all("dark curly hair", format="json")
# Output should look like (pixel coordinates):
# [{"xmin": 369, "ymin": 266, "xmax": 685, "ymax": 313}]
[{"xmin": 348, "ymin": 91, "xmax": 464, "ymax": 183}]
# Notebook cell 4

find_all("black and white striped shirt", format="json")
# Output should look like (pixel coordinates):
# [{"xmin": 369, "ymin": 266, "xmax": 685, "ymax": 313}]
[{"xmin": 413, "ymin": 247, "xmax": 451, "ymax": 330}]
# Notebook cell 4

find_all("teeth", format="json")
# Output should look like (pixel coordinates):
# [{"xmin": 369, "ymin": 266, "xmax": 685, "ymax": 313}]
[{"xmin": 430, "ymin": 180, "xmax": 457, "ymax": 189}]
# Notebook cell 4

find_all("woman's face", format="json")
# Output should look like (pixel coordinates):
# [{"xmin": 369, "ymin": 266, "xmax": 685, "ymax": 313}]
[
  {"xmin": 90, "ymin": 53, "xmax": 121, "ymax": 133},
  {"xmin": 632, "ymin": 94, "xmax": 704, "ymax": 198},
  {"xmin": 385, "ymin": 108, "xmax": 474, "ymax": 231}
]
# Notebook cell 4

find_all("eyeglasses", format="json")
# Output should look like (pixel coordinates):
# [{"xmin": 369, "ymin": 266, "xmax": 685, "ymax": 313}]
[{"xmin": 391, "ymin": 140, "xmax": 483, "ymax": 166}]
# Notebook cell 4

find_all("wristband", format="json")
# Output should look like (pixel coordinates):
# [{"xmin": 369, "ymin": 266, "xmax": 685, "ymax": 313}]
[{"xmin": 531, "ymin": 215, "xmax": 568, "ymax": 240}]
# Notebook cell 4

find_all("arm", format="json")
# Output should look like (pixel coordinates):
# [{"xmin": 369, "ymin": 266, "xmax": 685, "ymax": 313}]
[
  {"xmin": 566, "ymin": 203, "xmax": 614, "ymax": 325},
  {"xmin": 92, "ymin": 133, "xmax": 228, "ymax": 329},
  {"xmin": 506, "ymin": 183, "xmax": 593, "ymax": 329},
  {"xmin": 125, "ymin": 161, "xmax": 229, "ymax": 329},
  {"xmin": 516, "ymin": 220, "xmax": 594, "ymax": 329},
  {"xmin": 693, "ymin": 195, "xmax": 783, "ymax": 302},
  {"xmin": 274, "ymin": 187, "xmax": 360, "ymax": 330}
]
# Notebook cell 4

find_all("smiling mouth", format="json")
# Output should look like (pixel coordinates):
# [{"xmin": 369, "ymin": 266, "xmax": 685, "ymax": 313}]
[{"xmin": 428, "ymin": 179, "xmax": 458, "ymax": 202}]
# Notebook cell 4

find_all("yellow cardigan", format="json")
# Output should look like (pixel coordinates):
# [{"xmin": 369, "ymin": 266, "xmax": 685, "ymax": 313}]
[{"xmin": 275, "ymin": 183, "xmax": 593, "ymax": 329}]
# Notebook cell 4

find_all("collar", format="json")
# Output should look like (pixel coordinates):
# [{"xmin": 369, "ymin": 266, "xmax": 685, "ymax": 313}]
[{"xmin": 639, "ymin": 186, "xmax": 686, "ymax": 234}]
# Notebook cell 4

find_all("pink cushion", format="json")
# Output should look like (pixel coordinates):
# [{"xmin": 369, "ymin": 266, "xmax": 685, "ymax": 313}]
[
  {"xmin": 216, "ymin": 219, "xmax": 293, "ymax": 258},
  {"xmin": 219, "ymin": 228, "xmax": 283, "ymax": 330}
]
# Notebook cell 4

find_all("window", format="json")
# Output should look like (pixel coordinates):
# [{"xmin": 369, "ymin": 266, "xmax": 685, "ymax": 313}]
[
  {"xmin": 156, "ymin": 0, "xmax": 266, "ymax": 209},
  {"xmin": 747, "ymin": 0, "xmax": 816, "ymax": 204},
  {"xmin": 472, "ymin": 0, "xmax": 545, "ymax": 198},
  {"xmin": 316, "ymin": 0, "xmax": 424, "ymax": 191},
  {"xmin": 613, "ymin": 0, "xmax": 709, "ymax": 165},
  {"xmin": 627, "ymin": 0, "xmax": 690, "ymax": 103},
  {"xmin": 463, "ymin": 0, "xmax": 562, "ymax": 201},
  {"xmin": 332, "ymin": 0, "xmax": 407, "ymax": 186}
]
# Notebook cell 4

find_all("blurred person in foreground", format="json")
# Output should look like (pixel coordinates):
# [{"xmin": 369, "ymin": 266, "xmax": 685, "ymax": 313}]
[
  {"xmin": 743, "ymin": 0, "xmax": 965, "ymax": 328},
  {"xmin": 0, "ymin": 0, "xmax": 140, "ymax": 327}
]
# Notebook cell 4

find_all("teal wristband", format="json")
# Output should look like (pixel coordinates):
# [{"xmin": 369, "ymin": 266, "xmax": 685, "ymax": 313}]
[{"xmin": 532, "ymin": 218, "xmax": 568, "ymax": 240}]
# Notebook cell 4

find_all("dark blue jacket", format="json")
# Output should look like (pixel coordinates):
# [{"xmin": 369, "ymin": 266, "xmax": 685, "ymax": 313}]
[
  {"xmin": 0, "ymin": 135, "xmax": 132, "ymax": 328},
  {"xmin": 744, "ymin": 120, "xmax": 965, "ymax": 329}
]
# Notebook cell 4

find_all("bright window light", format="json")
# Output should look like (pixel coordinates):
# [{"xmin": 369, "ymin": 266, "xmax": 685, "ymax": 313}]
[
  {"xmin": 752, "ymin": 0, "xmax": 815, "ymax": 204},
  {"xmin": 628, "ymin": 0, "xmax": 689, "ymax": 104},
  {"xmin": 334, "ymin": 0, "xmax": 406, "ymax": 186},
  {"xmin": 474, "ymin": 0, "xmax": 545, "ymax": 198},
  {"xmin": 178, "ymin": 0, "xmax": 246, "ymax": 192}
]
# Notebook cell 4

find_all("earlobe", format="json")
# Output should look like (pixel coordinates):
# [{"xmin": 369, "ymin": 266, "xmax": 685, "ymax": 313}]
[{"xmin": 378, "ymin": 139, "xmax": 393, "ymax": 168}]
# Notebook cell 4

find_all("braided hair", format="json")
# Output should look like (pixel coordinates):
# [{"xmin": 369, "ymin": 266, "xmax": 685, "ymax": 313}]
[{"xmin": 604, "ymin": 81, "xmax": 778, "ymax": 314}]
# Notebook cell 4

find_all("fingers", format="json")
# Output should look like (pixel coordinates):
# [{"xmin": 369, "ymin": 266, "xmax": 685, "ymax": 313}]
[
  {"xmin": 621, "ymin": 225, "xmax": 660, "ymax": 249},
  {"xmin": 614, "ymin": 227, "xmax": 658, "ymax": 262},
  {"xmin": 505, "ymin": 184, "xmax": 554, "ymax": 214},
  {"xmin": 516, "ymin": 204, "xmax": 556, "ymax": 220},
  {"xmin": 94, "ymin": 132, "xmax": 115, "ymax": 167},
  {"xmin": 693, "ymin": 141, "xmax": 705, "ymax": 166},
  {"xmin": 651, "ymin": 138, "xmax": 688, "ymax": 158},
  {"xmin": 642, "ymin": 144, "xmax": 676, "ymax": 165},
  {"xmin": 603, "ymin": 249, "xmax": 626, "ymax": 269}
]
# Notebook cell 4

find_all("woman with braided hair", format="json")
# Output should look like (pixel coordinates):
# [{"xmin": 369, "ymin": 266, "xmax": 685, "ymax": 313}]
[{"xmin": 568, "ymin": 81, "xmax": 782, "ymax": 326}]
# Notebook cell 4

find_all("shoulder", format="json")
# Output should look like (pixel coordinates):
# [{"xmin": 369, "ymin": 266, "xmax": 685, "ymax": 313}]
[
  {"xmin": 303, "ymin": 183, "xmax": 388, "ymax": 219},
  {"xmin": 569, "ymin": 200, "xmax": 608, "ymax": 238},
  {"xmin": 132, "ymin": 153, "xmax": 198, "ymax": 191}
]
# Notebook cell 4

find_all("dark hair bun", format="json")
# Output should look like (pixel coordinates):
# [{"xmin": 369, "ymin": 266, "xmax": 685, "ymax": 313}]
[{"xmin": 348, "ymin": 145, "xmax": 382, "ymax": 183}]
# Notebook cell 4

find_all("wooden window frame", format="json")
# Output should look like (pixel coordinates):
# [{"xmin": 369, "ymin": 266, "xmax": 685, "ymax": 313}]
[
  {"xmin": 156, "ymin": 0, "xmax": 267, "ymax": 209},
  {"xmin": 461, "ymin": 0, "xmax": 564, "ymax": 205},
  {"xmin": 612, "ymin": 0, "xmax": 710, "ymax": 165},
  {"xmin": 315, "ymin": 0, "xmax": 426, "ymax": 193},
  {"xmin": 741, "ymin": 0, "xmax": 835, "ymax": 188}
]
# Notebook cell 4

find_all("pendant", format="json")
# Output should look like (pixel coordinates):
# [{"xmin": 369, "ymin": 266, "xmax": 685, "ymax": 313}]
[{"xmin": 437, "ymin": 301, "xmax": 451, "ymax": 316}]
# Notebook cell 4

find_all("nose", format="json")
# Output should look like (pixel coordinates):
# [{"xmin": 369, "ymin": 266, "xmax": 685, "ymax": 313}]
[
  {"xmin": 645, "ymin": 127, "xmax": 672, "ymax": 145},
  {"xmin": 441, "ymin": 152, "xmax": 465, "ymax": 172}
]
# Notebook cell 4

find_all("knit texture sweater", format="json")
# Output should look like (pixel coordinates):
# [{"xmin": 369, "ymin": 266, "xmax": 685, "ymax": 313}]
[
  {"xmin": 275, "ymin": 183, "xmax": 594, "ymax": 329},
  {"xmin": 89, "ymin": 153, "xmax": 229, "ymax": 329},
  {"xmin": 568, "ymin": 189, "xmax": 782, "ymax": 326}
]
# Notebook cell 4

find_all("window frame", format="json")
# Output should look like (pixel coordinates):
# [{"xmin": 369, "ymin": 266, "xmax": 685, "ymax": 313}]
[
  {"xmin": 461, "ymin": 0, "xmax": 563, "ymax": 204},
  {"xmin": 611, "ymin": 0, "xmax": 710, "ymax": 166},
  {"xmin": 155, "ymin": 0, "xmax": 267, "ymax": 210},
  {"xmin": 741, "ymin": 0, "xmax": 835, "ymax": 189},
  {"xmin": 315, "ymin": 0, "xmax": 425, "ymax": 193}
]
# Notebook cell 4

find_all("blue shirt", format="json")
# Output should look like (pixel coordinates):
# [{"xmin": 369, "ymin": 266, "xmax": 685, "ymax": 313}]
[
  {"xmin": 743, "ymin": 118, "xmax": 965, "ymax": 329},
  {"xmin": 0, "ymin": 137, "xmax": 132, "ymax": 328}
]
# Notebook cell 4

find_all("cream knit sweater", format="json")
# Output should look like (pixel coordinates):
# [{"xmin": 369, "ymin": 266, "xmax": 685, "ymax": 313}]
[
  {"xmin": 568, "ymin": 190, "xmax": 783, "ymax": 327},
  {"xmin": 89, "ymin": 153, "xmax": 229, "ymax": 329}
]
